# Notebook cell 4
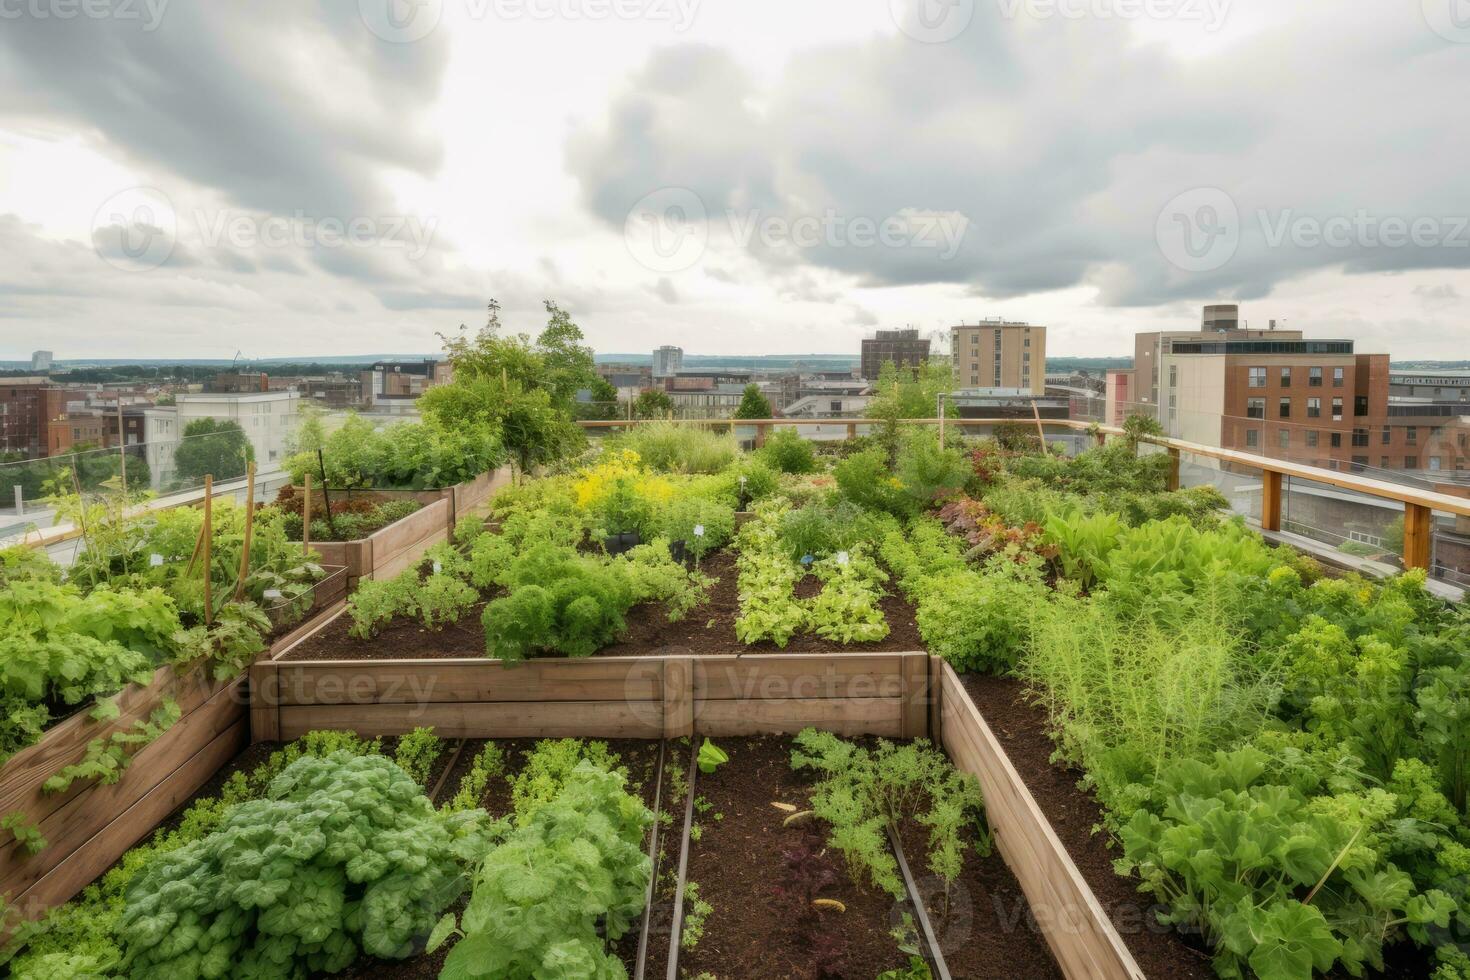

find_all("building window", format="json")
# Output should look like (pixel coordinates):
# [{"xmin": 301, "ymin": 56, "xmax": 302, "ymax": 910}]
[
  {"xmin": 1331, "ymin": 397, "xmax": 1343, "ymax": 420},
  {"xmin": 1405, "ymin": 456, "xmax": 1418, "ymax": 468},
  {"xmin": 1406, "ymin": 426, "xmax": 1417, "ymax": 444},
  {"xmin": 1278, "ymin": 398, "xmax": 1291, "ymax": 419},
  {"xmin": 1429, "ymin": 456, "xmax": 1442, "ymax": 471},
  {"xmin": 1354, "ymin": 396, "xmax": 1368, "ymax": 416},
  {"xmin": 1278, "ymin": 429, "xmax": 1290, "ymax": 449},
  {"xmin": 1246, "ymin": 430, "xmax": 1260, "ymax": 448},
  {"xmin": 1352, "ymin": 428, "xmax": 1368, "ymax": 447},
  {"xmin": 1248, "ymin": 367, "xmax": 1267, "ymax": 388},
  {"xmin": 1169, "ymin": 365, "xmax": 1177, "ymax": 387},
  {"xmin": 1306, "ymin": 431, "xmax": 1319, "ymax": 448},
  {"xmin": 1280, "ymin": 367, "xmax": 1292, "ymax": 387},
  {"xmin": 1332, "ymin": 367, "xmax": 1344, "ymax": 387},
  {"xmin": 1247, "ymin": 398, "xmax": 1265, "ymax": 419},
  {"xmin": 1023, "ymin": 338, "xmax": 1030, "ymax": 348},
  {"xmin": 1382, "ymin": 426, "xmax": 1391, "ymax": 445},
  {"xmin": 1309, "ymin": 367, "xmax": 1323, "ymax": 387},
  {"xmin": 830, "ymin": 401, "xmax": 842, "ymax": 413},
  {"xmin": 1307, "ymin": 398, "xmax": 1321, "ymax": 418},
  {"xmin": 1331, "ymin": 432, "xmax": 1342, "ymax": 448},
  {"xmin": 1381, "ymin": 456, "xmax": 1390, "ymax": 468}
]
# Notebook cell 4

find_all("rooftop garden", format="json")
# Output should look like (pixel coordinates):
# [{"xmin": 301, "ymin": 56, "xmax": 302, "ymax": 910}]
[{"xmin": 3, "ymin": 363, "xmax": 1467, "ymax": 978}]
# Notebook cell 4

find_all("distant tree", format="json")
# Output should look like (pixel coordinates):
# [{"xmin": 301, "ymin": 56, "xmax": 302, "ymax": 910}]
[
  {"xmin": 632, "ymin": 389, "xmax": 675, "ymax": 420},
  {"xmin": 866, "ymin": 361, "xmax": 955, "ymax": 461},
  {"xmin": 173, "ymin": 418, "xmax": 253, "ymax": 485},
  {"xmin": 576, "ymin": 376, "xmax": 621, "ymax": 421},
  {"xmin": 733, "ymin": 384, "xmax": 773, "ymax": 420}
]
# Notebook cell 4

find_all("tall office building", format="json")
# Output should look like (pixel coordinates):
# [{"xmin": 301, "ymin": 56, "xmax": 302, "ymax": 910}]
[
  {"xmin": 861, "ymin": 328, "xmax": 930, "ymax": 380},
  {"xmin": 950, "ymin": 320, "xmax": 1045, "ymax": 395},
  {"xmin": 652, "ymin": 346, "xmax": 684, "ymax": 378},
  {"xmin": 31, "ymin": 351, "xmax": 53, "ymax": 372}
]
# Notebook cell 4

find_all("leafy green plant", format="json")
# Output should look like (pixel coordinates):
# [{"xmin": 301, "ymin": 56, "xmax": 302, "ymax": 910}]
[
  {"xmin": 284, "ymin": 415, "xmax": 505, "ymax": 491},
  {"xmin": 482, "ymin": 545, "xmax": 635, "ymax": 661},
  {"xmin": 618, "ymin": 540, "xmax": 714, "ymax": 622},
  {"xmin": 43, "ymin": 700, "xmax": 181, "ymax": 794},
  {"xmin": 758, "ymin": 426, "xmax": 818, "ymax": 474},
  {"xmin": 912, "ymin": 563, "xmax": 1041, "ymax": 673},
  {"xmin": 612, "ymin": 421, "xmax": 738, "ymax": 474},
  {"xmin": 733, "ymin": 505, "xmax": 807, "ymax": 647},
  {"xmin": 510, "ymin": 738, "xmax": 621, "ymax": 823},
  {"xmin": 440, "ymin": 760, "xmax": 652, "ymax": 979},
  {"xmin": 658, "ymin": 497, "xmax": 736, "ymax": 561},
  {"xmin": 447, "ymin": 742, "xmax": 506, "ymax": 812},
  {"xmin": 835, "ymin": 448, "xmax": 911, "ymax": 516},
  {"xmin": 393, "ymin": 726, "xmax": 444, "ymax": 785},
  {"xmin": 1043, "ymin": 506, "xmax": 1124, "ymax": 590},
  {"xmin": 1, "ymin": 810, "xmax": 47, "ymax": 855},
  {"xmin": 680, "ymin": 880, "xmax": 713, "ymax": 951},
  {"xmin": 118, "ymin": 752, "xmax": 490, "ymax": 979},
  {"xmin": 805, "ymin": 545, "xmax": 891, "ymax": 644},
  {"xmin": 171, "ymin": 601, "xmax": 271, "ymax": 680},
  {"xmin": 415, "ymin": 572, "xmax": 478, "ymax": 630},
  {"xmin": 791, "ymin": 730, "xmax": 984, "ymax": 900},
  {"xmin": 346, "ymin": 572, "xmax": 420, "ymax": 639},
  {"xmin": 697, "ymin": 740, "xmax": 729, "ymax": 774}
]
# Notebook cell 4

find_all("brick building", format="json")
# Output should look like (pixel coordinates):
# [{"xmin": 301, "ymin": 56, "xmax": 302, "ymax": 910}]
[{"xmin": 860, "ymin": 328, "xmax": 930, "ymax": 381}]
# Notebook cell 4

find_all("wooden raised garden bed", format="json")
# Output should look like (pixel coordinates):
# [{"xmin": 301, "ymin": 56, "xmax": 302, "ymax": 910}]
[
  {"xmin": 0, "ymin": 573, "xmax": 351, "ymax": 923},
  {"xmin": 246, "ymin": 651, "xmax": 1142, "ymax": 979}
]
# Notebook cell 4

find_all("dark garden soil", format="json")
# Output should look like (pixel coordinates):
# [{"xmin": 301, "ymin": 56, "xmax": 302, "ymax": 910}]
[
  {"xmin": 280, "ymin": 548, "xmax": 926, "ymax": 662},
  {"xmin": 675, "ymin": 736, "xmax": 915, "ymax": 980},
  {"xmin": 960, "ymin": 673, "xmax": 1219, "ymax": 980},
  {"xmin": 893, "ymin": 802, "xmax": 1062, "ymax": 979}
]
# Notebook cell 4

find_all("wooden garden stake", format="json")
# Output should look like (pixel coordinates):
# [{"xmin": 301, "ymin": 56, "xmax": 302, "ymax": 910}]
[
  {"xmin": 202, "ymin": 475, "xmax": 213, "ymax": 626},
  {"xmin": 302, "ymin": 472, "xmax": 312, "ymax": 557},
  {"xmin": 1030, "ymin": 398, "xmax": 1046, "ymax": 448},
  {"xmin": 234, "ymin": 461, "xmax": 256, "ymax": 601}
]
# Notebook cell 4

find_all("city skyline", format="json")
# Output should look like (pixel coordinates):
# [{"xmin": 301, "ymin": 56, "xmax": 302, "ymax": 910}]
[{"xmin": 1, "ymin": 2, "xmax": 1468, "ymax": 361}]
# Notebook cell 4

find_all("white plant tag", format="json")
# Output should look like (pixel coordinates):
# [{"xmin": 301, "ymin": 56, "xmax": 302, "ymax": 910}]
[
  {"xmin": 149, "ymin": 553, "xmax": 164, "ymax": 567},
  {"xmin": 263, "ymin": 589, "xmax": 284, "ymax": 600},
  {"xmin": 693, "ymin": 525, "xmax": 706, "ymax": 538},
  {"xmin": 835, "ymin": 551, "xmax": 850, "ymax": 566},
  {"xmin": 432, "ymin": 561, "xmax": 442, "ymax": 575}
]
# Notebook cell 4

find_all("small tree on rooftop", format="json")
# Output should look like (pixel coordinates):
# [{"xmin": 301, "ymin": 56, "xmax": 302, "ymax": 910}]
[
  {"xmin": 632, "ymin": 388, "xmax": 675, "ymax": 419},
  {"xmin": 734, "ymin": 384, "xmax": 773, "ymax": 420}
]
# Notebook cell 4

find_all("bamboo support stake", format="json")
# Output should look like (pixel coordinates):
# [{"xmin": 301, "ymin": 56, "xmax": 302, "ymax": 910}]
[
  {"xmin": 302, "ymin": 472, "xmax": 312, "ymax": 557},
  {"xmin": 1030, "ymin": 399, "xmax": 1046, "ymax": 448},
  {"xmin": 202, "ymin": 475, "xmax": 213, "ymax": 626},
  {"xmin": 116, "ymin": 400, "xmax": 126, "ymax": 494},
  {"xmin": 234, "ymin": 462, "xmax": 256, "ymax": 602}
]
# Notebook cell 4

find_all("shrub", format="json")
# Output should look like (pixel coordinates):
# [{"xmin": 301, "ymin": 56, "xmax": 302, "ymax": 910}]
[
  {"xmin": 118, "ymin": 752, "xmax": 489, "ymax": 978},
  {"xmin": 757, "ymin": 427, "xmax": 817, "ymax": 474},
  {"xmin": 416, "ymin": 573, "xmax": 478, "ymax": 630},
  {"xmin": 393, "ymin": 726, "xmax": 443, "ymax": 784},
  {"xmin": 481, "ymin": 548, "xmax": 633, "ymax": 660},
  {"xmin": 284, "ymin": 415, "xmax": 504, "ymax": 490},
  {"xmin": 619, "ymin": 541, "xmax": 714, "ymax": 621},
  {"xmin": 893, "ymin": 433, "xmax": 969, "ymax": 510},
  {"xmin": 834, "ymin": 448, "xmax": 910, "ymax": 516},
  {"xmin": 614, "ymin": 422, "xmax": 738, "ymax": 474},
  {"xmin": 913, "ymin": 565, "xmax": 1041, "ymax": 673}
]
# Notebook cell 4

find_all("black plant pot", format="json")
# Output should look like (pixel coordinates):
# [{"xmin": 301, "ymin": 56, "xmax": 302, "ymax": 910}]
[
  {"xmin": 603, "ymin": 531, "xmax": 641, "ymax": 555},
  {"xmin": 670, "ymin": 539, "xmax": 689, "ymax": 564}
]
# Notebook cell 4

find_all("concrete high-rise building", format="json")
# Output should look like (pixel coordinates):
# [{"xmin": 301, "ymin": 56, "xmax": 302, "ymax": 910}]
[
  {"xmin": 652, "ymin": 346, "xmax": 684, "ymax": 378},
  {"xmin": 861, "ymin": 328, "xmax": 930, "ymax": 380},
  {"xmin": 950, "ymin": 320, "xmax": 1045, "ymax": 395},
  {"xmin": 31, "ymin": 351, "xmax": 53, "ymax": 372}
]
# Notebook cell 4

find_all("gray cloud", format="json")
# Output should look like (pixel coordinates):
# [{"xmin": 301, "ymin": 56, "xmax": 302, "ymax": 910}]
[{"xmin": 567, "ymin": 6, "xmax": 1470, "ymax": 308}]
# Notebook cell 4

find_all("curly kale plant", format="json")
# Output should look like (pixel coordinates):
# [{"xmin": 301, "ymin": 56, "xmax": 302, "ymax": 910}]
[
  {"xmin": 440, "ymin": 761, "xmax": 652, "ymax": 979},
  {"xmin": 118, "ymin": 751, "xmax": 490, "ymax": 979}
]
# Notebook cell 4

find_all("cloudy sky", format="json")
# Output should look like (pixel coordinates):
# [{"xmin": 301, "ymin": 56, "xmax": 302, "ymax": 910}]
[{"xmin": 1, "ymin": 0, "xmax": 1468, "ymax": 361}]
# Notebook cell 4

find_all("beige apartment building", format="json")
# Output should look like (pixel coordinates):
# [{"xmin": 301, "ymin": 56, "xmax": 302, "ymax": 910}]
[{"xmin": 951, "ymin": 321, "xmax": 1046, "ymax": 395}]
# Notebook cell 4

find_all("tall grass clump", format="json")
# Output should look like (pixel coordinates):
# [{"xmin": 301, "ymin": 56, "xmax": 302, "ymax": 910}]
[
  {"xmin": 1023, "ymin": 590, "xmax": 1280, "ymax": 818},
  {"xmin": 613, "ymin": 422, "xmax": 737, "ymax": 474}
]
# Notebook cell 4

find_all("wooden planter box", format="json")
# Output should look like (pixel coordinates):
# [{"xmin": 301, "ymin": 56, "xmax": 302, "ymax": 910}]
[
  {"xmin": 248, "ymin": 652, "xmax": 1141, "ymax": 980},
  {"xmin": 310, "ymin": 497, "xmax": 450, "ymax": 591},
  {"xmin": 301, "ymin": 466, "xmax": 513, "ymax": 533}
]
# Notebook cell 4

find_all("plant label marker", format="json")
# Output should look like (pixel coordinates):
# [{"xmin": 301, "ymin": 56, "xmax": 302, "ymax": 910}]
[
  {"xmin": 693, "ymin": 524, "xmax": 705, "ymax": 538},
  {"xmin": 263, "ymin": 589, "xmax": 284, "ymax": 601},
  {"xmin": 149, "ymin": 553, "xmax": 164, "ymax": 567},
  {"xmin": 836, "ymin": 550, "xmax": 849, "ymax": 566},
  {"xmin": 432, "ymin": 561, "xmax": 442, "ymax": 575}
]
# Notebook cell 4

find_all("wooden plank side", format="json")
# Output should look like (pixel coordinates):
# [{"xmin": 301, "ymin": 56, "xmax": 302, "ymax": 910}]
[
  {"xmin": 249, "ymin": 662, "xmax": 280, "ymax": 743},
  {"xmin": 372, "ymin": 498, "xmax": 450, "ymax": 561},
  {"xmin": 900, "ymin": 653, "xmax": 928, "ymax": 739},
  {"xmin": 663, "ymin": 657, "xmax": 692, "ymax": 739},
  {"xmin": 0, "ymin": 660, "xmax": 225, "ymax": 824},
  {"xmin": 938, "ymin": 665, "xmax": 1144, "ymax": 980},
  {"xmin": 693, "ymin": 654, "xmax": 906, "ymax": 701},
  {"xmin": 13, "ymin": 718, "xmax": 248, "ymax": 920},
  {"xmin": 695, "ymin": 697, "xmax": 902, "ymax": 737},
  {"xmin": 278, "ymin": 700, "xmax": 663, "ymax": 740},
  {"xmin": 270, "ymin": 658, "xmax": 663, "ymax": 705},
  {"xmin": 0, "ymin": 677, "xmax": 246, "ymax": 897}
]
